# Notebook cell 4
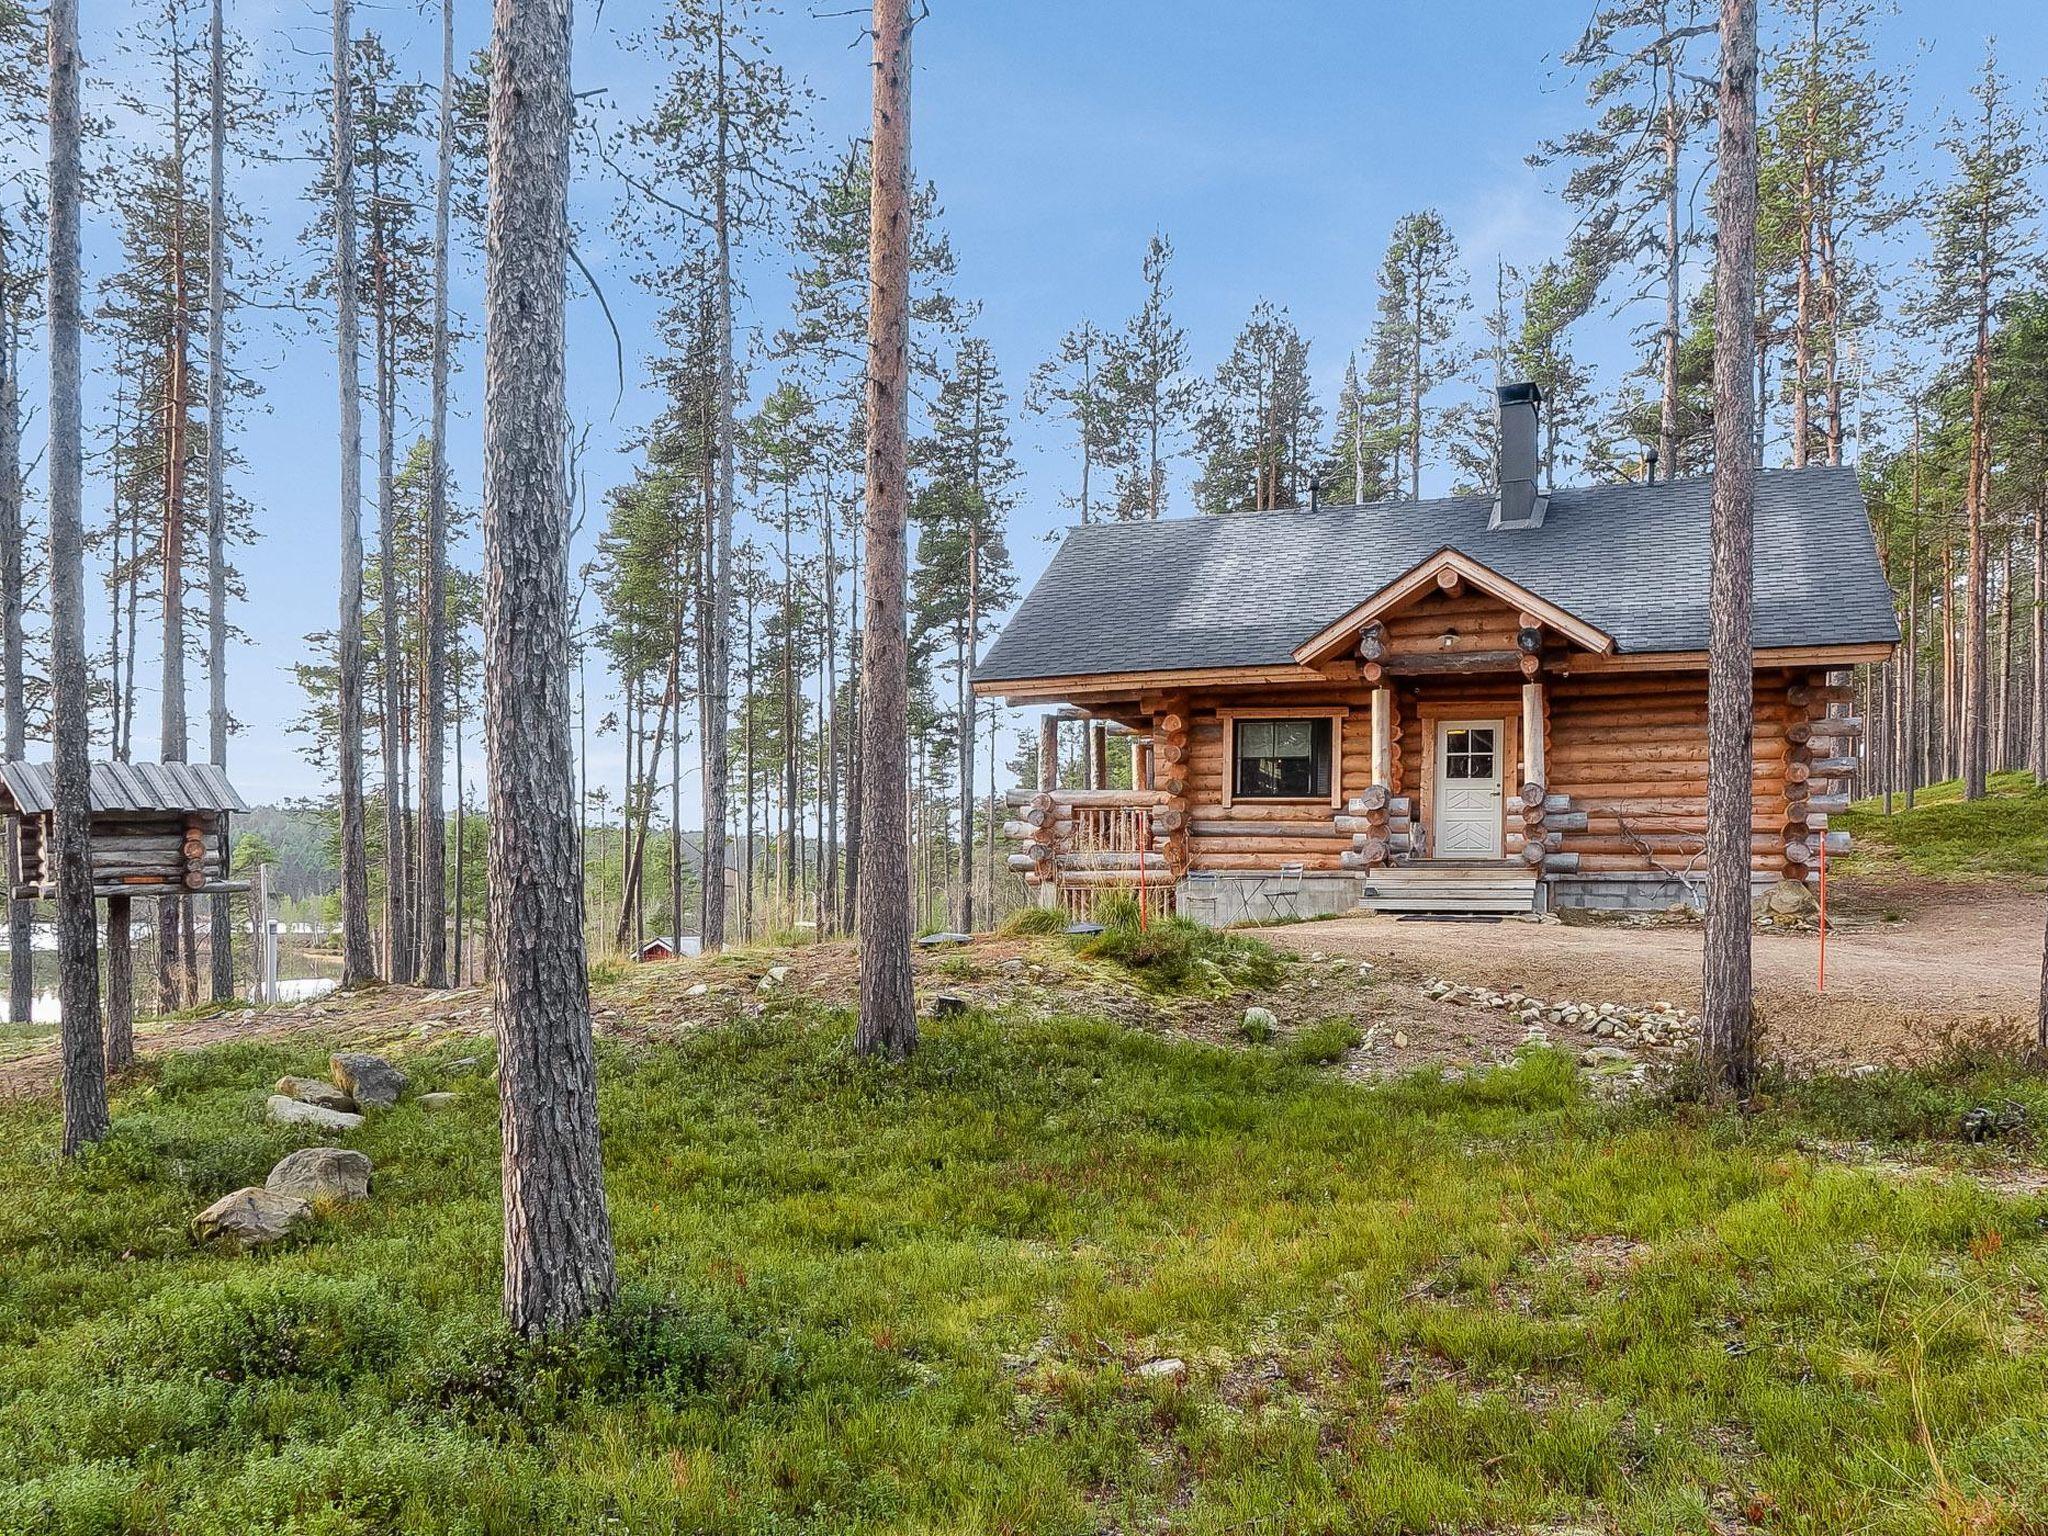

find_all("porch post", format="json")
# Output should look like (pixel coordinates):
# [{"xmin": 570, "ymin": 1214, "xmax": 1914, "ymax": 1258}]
[
  {"xmin": 1370, "ymin": 687, "xmax": 1392, "ymax": 787},
  {"xmin": 1521, "ymin": 680, "xmax": 1546, "ymax": 788},
  {"xmin": 1037, "ymin": 713, "xmax": 1058, "ymax": 792}
]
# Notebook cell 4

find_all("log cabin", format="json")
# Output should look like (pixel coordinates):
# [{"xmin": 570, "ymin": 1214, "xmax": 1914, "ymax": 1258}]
[{"xmin": 975, "ymin": 384, "xmax": 1897, "ymax": 921}]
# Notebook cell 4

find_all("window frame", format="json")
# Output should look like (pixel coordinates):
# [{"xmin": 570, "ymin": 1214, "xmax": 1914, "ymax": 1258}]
[{"xmin": 1217, "ymin": 708, "xmax": 1347, "ymax": 809}]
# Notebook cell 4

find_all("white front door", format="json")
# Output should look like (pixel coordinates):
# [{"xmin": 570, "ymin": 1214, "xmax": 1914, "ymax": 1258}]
[{"xmin": 1434, "ymin": 720, "xmax": 1504, "ymax": 858}]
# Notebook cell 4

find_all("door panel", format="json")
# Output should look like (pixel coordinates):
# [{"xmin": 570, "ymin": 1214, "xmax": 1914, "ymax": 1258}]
[{"xmin": 1434, "ymin": 721, "xmax": 1502, "ymax": 858}]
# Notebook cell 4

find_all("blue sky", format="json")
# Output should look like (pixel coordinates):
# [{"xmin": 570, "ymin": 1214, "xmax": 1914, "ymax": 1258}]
[{"xmin": 50, "ymin": 0, "xmax": 2048, "ymax": 811}]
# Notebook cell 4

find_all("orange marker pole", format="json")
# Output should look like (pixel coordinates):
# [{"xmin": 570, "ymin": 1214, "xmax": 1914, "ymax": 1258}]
[{"xmin": 1816, "ymin": 838, "xmax": 1827, "ymax": 993}]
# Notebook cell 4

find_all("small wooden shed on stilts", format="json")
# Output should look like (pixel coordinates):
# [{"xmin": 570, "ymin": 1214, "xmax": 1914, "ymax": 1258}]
[{"xmin": 0, "ymin": 760, "xmax": 251, "ymax": 1057}]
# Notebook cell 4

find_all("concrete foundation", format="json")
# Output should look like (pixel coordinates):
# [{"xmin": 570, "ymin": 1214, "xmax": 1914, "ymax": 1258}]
[
  {"xmin": 1543, "ymin": 870, "xmax": 1783, "ymax": 914},
  {"xmin": 1176, "ymin": 873, "xmax": 1360, "ymax": 927}
]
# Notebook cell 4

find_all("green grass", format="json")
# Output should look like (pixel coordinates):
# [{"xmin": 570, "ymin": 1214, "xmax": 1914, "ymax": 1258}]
[
  {"xmin": 3, "ymin": 1014, "xmax": 2048, "ymax": 1534},
  {"xmin": 1076, "ymin": 896, "xmax": 1284, "ymax": 994},
  {"xmin": 1837, "ymin": 769, "xmax": 2048, "ymax": 881}
]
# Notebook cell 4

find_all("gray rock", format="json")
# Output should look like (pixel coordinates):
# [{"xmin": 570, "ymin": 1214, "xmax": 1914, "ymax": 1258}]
[
  {"xmin": 930, "ymin": 992, "xmax": 969, "ymax": 1018},
  {"xmin": 756, "ymin": 965, "xmax": 791, "ymax": 993},
  {"xmin": 266, "ymin": 1146, "xmax": 372, "ymax": 1204},
  {"xmin": 194, "ymin": 1187, "xmax": 310, "ymax": 1249},
  {"xmin": 418, "ymin": 1091, "xmax": 460, "ymax": 1111},
  {"xmin": 1580, "ymin": 1045, "xmax": 1634, "ymax": 1067},
  {"xmin": 1135, "ymin": 1357, "xmax": 1185, "ymax": 1380},
  {"xmin": 266, "ymin": 1094, "xmax": 365, "ymax": 1132},
  {"xmin": 330, "ymin": 1052, "xmax": 407, "ymax": 1110},
  {"xmin": 1240, "ymin": 1005, "xmax": 1279, "ymax": 1040},
  {"xmin": 916, "ymin": 931, "xmax": 973, "ymax": 947},
  {"xmin": 275, "ymin": 1075, "xmax": 356, "ymax": 1112},
  {"xmin": 1761, "ymin": 878, "xmax": 1820, "ymax": 918},
  {"xmin": 684, "ymin": 982, "xmax": 710, "ymax": 998}
]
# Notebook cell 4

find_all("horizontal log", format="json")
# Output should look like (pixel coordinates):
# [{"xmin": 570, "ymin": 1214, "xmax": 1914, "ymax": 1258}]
[
  {"xmin": 1054, "ymin": 870, "xmax": 1177, "ymax": 888},
  {"xmin": 1006, "ymin": 854, "xmax": 1038, "ymax": 872},
  {"xmin": 1191, "ymin": 836, "xmax": 1346, "ymax": 854},
  {"xmin": 1541, "ymin": 853, "xmax": 1580, "ymax": 874},
  {"xmin": 1810, "ymin": 755, "xmax": 1858, "ymax": 775},
  {"xmin": 1545, "ymin": 811, "xmax": 1588, "ymax": 831},
  {"xmin": 1187, "ymin": 853, "xmax": 1349, "ymax": 872},
  {"xmin": 1520, "ymin": 781, "xmax": 1545, "ymax": 805},
  {"xmin": 1821, "ymin": 830, "xmax": 1851, "ymax": 854},
  {"xmin": 1054, "ymin": 851, "xmax": 1169, "ymax": 872},
  {"xmin": 1805, "ymin": 793, "xmax": 1849, "ymax": 814},
  {"xmin": 13, "ymin": 879, "xmax": 251, "ymax": 901},
  {"xmin": 1382, "ymin": 649, "xmax": 1524, "ymax": 674},
  {"xmin": 1353, "ymin": 784, "xmax": 1389, "ymax": 812},
  {"xmin": 1050, "ymin": 789, "xmax": 1166, "ymax": 807},
  {"xmin": 1192, "ymin": 819, "xmax": 1336, "ymax": 839},
  {"xmin": 1520, "ymin": 842, "xmax": 1547, "ymax": 867},
  {"xmin": 1788, "ymin": 683, "xmax": 1854, "ymax": 706},
  {"xmin": 1808, "ymin": 716, "xmax": 1864, "ymax": 740},
  {"xmin": 1001, "ymin": 820, "xmax": 1040, "ymax": 841}
]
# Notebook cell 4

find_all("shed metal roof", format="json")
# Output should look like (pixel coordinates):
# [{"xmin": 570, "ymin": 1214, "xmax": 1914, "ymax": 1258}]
[
  {"xmin": 0, "ymin": 760, "xmax": 250, "ymax": 817},
  {"xmin": 975, "ymin": 465, "xmax": 1899, "ymax": 684}
]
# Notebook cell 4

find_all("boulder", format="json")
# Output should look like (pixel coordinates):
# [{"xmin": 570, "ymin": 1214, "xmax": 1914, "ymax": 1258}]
[
  {"xmin": 756, "ymin": 965, "xmax": 791, "ymax": 993},
  {"xmin": 275, "ymin": 1075, "xmax": 356, "ymax": 1112},
  {"xmin": 266, "ymin": 1146, "xmax": 372, "ymax": 1204},
  {"xmin": 266, "ymin": 1094, "xmax": 365, "ymax": 1132},
  {"xmin": 1240, "ymin": 1005, "xmax": 1279, "ymax": 1042},
  {"xmin": 330, "ymin": 1051, "xmax": 408, "ymax": 1109},
  {"xmin": 1760, "ymin": 879, "xmax": 1819, "ymax": 919},
  {"xmin": 193, "ymin": 1187, "xmax": 310, "ymax": 1250}
]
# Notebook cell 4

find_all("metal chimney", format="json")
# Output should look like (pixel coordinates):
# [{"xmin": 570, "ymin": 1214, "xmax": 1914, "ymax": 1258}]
[{"xmin": 1488, "ymin": 381, "xmax": 1546, "ymax": 531}]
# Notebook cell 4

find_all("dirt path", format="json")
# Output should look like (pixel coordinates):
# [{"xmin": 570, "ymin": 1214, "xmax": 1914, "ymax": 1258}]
[{"xmin": 1264, "ymin": 881, "xmax": 2041, "ymax": 1069}]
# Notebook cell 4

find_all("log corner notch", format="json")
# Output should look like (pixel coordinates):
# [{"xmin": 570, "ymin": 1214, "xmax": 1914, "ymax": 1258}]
[
  {"xmin": 1336, "ymin": 782, "xmax": 1411, "ymax": 870},
  {"xmin": 1783, "ymin": 668, "xmax": 1859, "ymax": 882}
]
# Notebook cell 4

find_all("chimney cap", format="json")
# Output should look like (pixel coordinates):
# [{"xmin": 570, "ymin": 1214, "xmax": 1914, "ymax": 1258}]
[{"xmin": 1496, "ymin": 381, "xmax": 1543, "ymax": 408}]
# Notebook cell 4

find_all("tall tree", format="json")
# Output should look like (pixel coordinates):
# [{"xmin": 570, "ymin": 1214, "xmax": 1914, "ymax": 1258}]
[
  {"xmin": 1701, "ymin": 0, "xmax": 1757, "ymax": 1099},
  {"xmin": 332, "ymin": 0, "xmax": 376, "ymax": 984},
  {"xmin": 1194, "ymin": 302, "xmax": 1320, "ymax": 514},
  {"xmin": 48, "ymin": 0, "xmax": 107, "ymax": 1151},
  {"xmin": 204, "ymin": 0, "xmax": 231, "ymax": 1001},
  {"xmin": 1322, "ymin": 351, "xmax": 1397, "ymax": 505},
  {"xmin": 622, "ymin": 0, "xmax": 804, "ymax": 953},
  {"xmin": 418, "ymin": 0, "xmax": 454, "ymax": 988},
  {"xmin": 485, "ymin": 0, "xmax": 617, "ymax": 1335},
  {"xmin": 913, "ymin": 336, "xmax": 1017, "ymax": 932},
  {"xmin": 1364, "ymin": 210, "xmax": 1468, "ymax": 500},
  {"xmin": 1918, "ymin": 50, "xmax": 2038, "ymax": 801},
  {"xmin": 1026, "ymin": 320, "xmax": 1116, "ymax": 524},
  {"xmin": 0, "ymin": 114, "xmax": 34, "ymax": 1030},
  {"xmin": 856, "ymin": 0, "xmax": 915, "ymax": 1058},
  {"xmin": 1535, "ymin": 0, "xmax": 1714, "ymax": 474},
  {"xmin": 1104, "ymin": 234, "xmax": 1195, "ymax": 520}
]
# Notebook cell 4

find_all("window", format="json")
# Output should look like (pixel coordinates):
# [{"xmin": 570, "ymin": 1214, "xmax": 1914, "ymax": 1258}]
[
  {"xmin": 1442, "ymin": 726, "xmax": 1497, "ymax": 782},
  {"xmin": 1233, "ymin": 717, "xmax": 1332, "ymax": 799}
]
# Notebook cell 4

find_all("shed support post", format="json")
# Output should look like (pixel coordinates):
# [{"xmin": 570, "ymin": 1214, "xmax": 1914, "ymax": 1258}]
[
  {"xmin": 1129, "ymin": 735, "xmax": 1146, "ymax": 789},
  {"xmin": 1370, "ymin": 687, "xmax": 1392, "ymax": 787},
  {"xmin": 1037, "ymin": 714, "xmax": 1058, "ymax": 792},
  {"xmin": 1088, "ymin": 722, "xmax": 1107, "ymax": 789},
  {"xmin": 104, "ymin": 895, "xmax": 133, "ymax": 1071},
  {"xmin": 253, "ymin": 861, "xmax": 274, "ymax": 1003},
  {"xmin": 1521, "ymin": 680, "xmax": 1546, "ymax": 787}
]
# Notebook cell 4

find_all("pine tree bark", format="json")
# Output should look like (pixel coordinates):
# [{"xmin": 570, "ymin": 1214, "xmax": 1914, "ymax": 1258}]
[
  {"xmin": 161, "ymin": 35, "xmax": 195, "ymax": 1013},
  {"xmin": 417, "ymin": 0, "xmax": 452, "ymax": 988},
  {"xmin": 333, "ymin": 0, "xmax": 376, "ymax": 985},
  {"xmin": 855, "ymin": 0, "xmax": 916, "ymax": 1058},
  {"xmin": 1700, "ymin": 0, "xmax": 1757, "ymax": 1100},
  {"xmin": 48, "ymin": 0, "xmax": 108, "ymax": 1151},
  {"xmin": 0, "ymin": 240, "xmax": 30, "ymax": 1030},
  {"xmin": 206, "ymin": 0, "xmax": 232, "ymax": 1001},
  {"xmin": 373, "ymin": 135, "xmax": 412, "ymax": 984},
  {"xmin": 484, "ymin": 0, "xmax": 617, "ymax": 1336},
  {"xmin": 105, "ymin": 896, "xmax": 134, "ymax": 1071}
]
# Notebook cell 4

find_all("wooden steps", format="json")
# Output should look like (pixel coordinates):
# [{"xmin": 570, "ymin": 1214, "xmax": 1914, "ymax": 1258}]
[{"xmin": 1357, "ymin": 860, "xmax": 1538, "ymax": 915}]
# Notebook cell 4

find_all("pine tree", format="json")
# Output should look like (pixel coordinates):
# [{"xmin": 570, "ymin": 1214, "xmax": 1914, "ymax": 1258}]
[
  {"xmin": 1534, "ymin": 0, "xmax": 1716, "ymax": 474},
  {"xmin": 912, "ymin": 336, "xmax": 1018, "ymax": 932},
  {"xmin": 1364, "ymin": 210, "xmax": 1469, "ymax": 500},
  {"xmin": 1702, "ymin": 0, "xmax": 1758, "ymax": 1099},
  {"xmin": 1322, "ymin": 352, "xmax": 1397, "ymax": 504},
  {"xmin": 331, "ymin": 0, "xmax": 376, "ymax": 984},
  {"xmin": 418, "ymin": 0, "xmax": 456, "ymax": 988},
  {"xmin": 485, "ymin": 0, "xmax": 617, "ymax": 1337},
  {"xmin": 1194, "ymin": 302, "xmax": 1321, "ymax": 514},
  {"xmin": 48, "ymin": 0, "xmax": 108, "ymax": 1152},
  {"xmin": 1103, "ymin": 234, "xmax": 1196, "ymax": 520},
  {"xmin": 1025, "ymin": 320, "xmax": 1117, "ymax": 524},
  {"xmin": 1917, "ymin": 49, "xmax": 2039, "ymax": 801},
  {"xmin": 856, "ymin": 0, "xmax": 916, "ymax": 1058}
]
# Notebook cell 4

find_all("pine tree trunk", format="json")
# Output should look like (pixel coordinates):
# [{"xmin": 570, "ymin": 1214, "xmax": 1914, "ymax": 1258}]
[
  {"xmin": 333, "ymin": 0, "xmax": 376, "ymax": 985},
  {"xmin": 416, "ymin": 0, "xmax": 455, "ymax": 988},
  {"xmin": 1659, "ymin": 47, "xmax": 1682, "ymax": 475},
  {"xmin": 205, "ymin": 0, "xmax": 232, "ymax": 1001},
  {"xmin": 48, "ymin": 0, "xmax": 108, "ymax": 1151},
  {"xmin": 374, "ymin": 154, "xmax": 413, "ymax": 984},
  {"xmin": 161, "ymin": 41, "xmax": 195, "ymax": 1014},
  {"xmin": 0, "ymin": 241, "xmax": 30, "ymax": 1030},
  {"xmin": 699, "ymin": 8, "xmax": 735, "ymax": 954},
  {"xmin": 105, "ymin": 896, "xmax": 134, "ymax": 1071},
  {"xmin": 484, "ymin": 0, "xmax": 617, "ymax": 1337},
  {"xmin": 1700, "ymin": 0, "xmax": 1758, "ymax": 1101},
  {"xmin": 856, "ymin": 0, "xmax": 917, "ymax": 1058}
]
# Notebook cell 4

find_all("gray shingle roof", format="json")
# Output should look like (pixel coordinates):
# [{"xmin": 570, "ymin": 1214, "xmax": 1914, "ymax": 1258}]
[
  {"xmin": 0, "ymin": 760, "xmax": 250, "ymax": 817},
  {"xmin": 975, "ymin": 465, "xmax": 1898, "ymax": 683}
]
